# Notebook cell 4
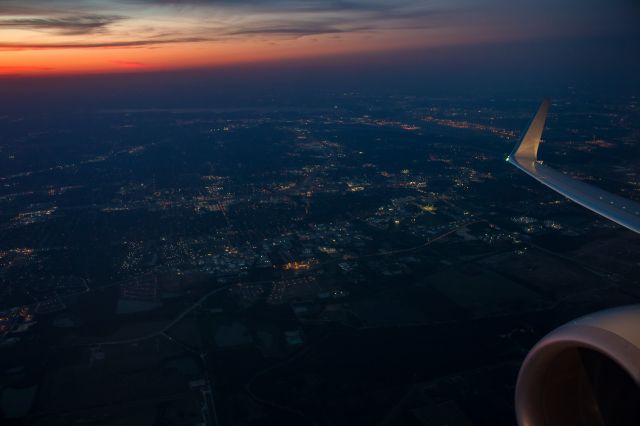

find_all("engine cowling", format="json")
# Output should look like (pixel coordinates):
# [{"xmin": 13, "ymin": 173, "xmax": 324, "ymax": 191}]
[{"xmin": 515, "ymin": 305, "xmax": 640, "ymax": 426}]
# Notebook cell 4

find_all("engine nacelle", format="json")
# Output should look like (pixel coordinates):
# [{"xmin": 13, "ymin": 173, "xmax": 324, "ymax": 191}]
[{"xmin": 516, "ymin": 305, "xmax": 640, "ymax": 426}]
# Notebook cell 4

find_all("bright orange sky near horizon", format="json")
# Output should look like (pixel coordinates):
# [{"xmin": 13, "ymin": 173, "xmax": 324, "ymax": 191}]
[
  {"xmin": 0, "ymin": 0, "xmax": 637, "ymax": 76},
  {"xmin": 0, "ymin": 29, "xmax": 514, "ymax": 76},
  {"xmin": 0, "ymin": 30, "xmax": 462, "ymax": 76}
]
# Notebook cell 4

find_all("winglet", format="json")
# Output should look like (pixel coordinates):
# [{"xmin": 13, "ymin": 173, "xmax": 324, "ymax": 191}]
[{"xmin": 509, "ymin": 98, "xmax": 550, "ymax": 163}]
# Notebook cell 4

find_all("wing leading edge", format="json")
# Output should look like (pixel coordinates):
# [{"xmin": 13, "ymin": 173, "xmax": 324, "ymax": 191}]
[{"xmin": 507, "ymin": 100, "xmax": 640, "ymax": 234}]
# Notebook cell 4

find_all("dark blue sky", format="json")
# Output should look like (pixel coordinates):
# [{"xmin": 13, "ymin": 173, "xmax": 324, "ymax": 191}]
[{"xmin": 1, "ymin": 0, "xmax": 639, "ymax": 108}]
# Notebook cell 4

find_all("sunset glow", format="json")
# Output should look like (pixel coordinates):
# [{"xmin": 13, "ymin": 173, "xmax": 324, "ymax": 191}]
[{"xmin": 0, "ymin": 0, "xmax": 638, "ymax": 76}]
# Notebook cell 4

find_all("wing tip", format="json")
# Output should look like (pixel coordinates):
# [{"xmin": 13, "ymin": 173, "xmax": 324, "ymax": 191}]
[{"xmin": 509, "ymin": 98, "xmax": 550, "ymax": 162}]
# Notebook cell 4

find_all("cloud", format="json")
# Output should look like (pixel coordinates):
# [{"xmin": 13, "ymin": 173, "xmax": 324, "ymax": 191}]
[
  {"xmin": 111, "ymin": 60, "xmax": 146, "ymax": 67},
  {"xmin": 0, "ymin": 0, "xmax": 435, "ymax": 47},
  {"xmin": 0, "ymin": 5, "xmax": 59, "ymax": 15},
  {"xmin": 122, "ymin": 0, "xmax": 403, "ymax": 12},
  {"xmin": 4, "ymin": 0, "xmax": 630, "ymax": 56},
  {"xmin": 121, "ymin": 0, "xmax": 438, "ymax": 22},
  {"xmin": 217, "ymin": 6, "xmax": 448, "ymax": 39},
  {"xmin": 0, "ymin": 15, "xmax": 125, "ymax": 35},
  {"xmin": 0, "ymin": 37, "xmax": 209, "ymax": 50},
  {"xmin": 0, "ymin": 65, "xmax": 53, "ymax": 71},
  {"xmin": 225, "ymin": 23, "xmax": 372, "ymax": 38},
  {"xmin": 112, "ymin": 60, "xmax": 144, "ymax": 65}
]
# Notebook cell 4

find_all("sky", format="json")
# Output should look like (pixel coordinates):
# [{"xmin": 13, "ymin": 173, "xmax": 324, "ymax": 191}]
[{"xmin": 1, "ymin": 0, "xmax": 639, "ymax": 77}]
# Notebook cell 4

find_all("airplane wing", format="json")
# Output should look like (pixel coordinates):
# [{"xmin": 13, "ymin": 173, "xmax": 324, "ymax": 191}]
[{"xmin": 507, "ymin": 99, "xmax": 640, "ymax": 234}]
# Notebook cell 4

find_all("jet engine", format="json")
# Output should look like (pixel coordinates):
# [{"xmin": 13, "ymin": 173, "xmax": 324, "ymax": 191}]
[{"xmin": 515, "ymin": 305, "xmax": 640, "ymax": 426}]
